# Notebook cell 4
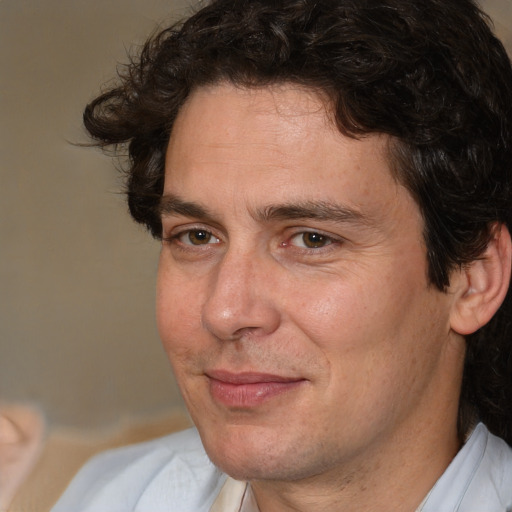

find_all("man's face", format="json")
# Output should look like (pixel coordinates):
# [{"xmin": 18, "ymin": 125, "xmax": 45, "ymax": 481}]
[{"xmin": 157, "ymin": 83, "xmax": 462, "ymax": 483}]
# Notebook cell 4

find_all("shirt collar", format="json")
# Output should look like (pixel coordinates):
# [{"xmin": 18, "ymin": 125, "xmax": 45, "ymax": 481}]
[
  {"xmin": 210, "ymin": 476, "xmax": 430, "ymax": 512},
  {"xmin": 210, "ymin": 477, "xmax": 258, "ymax": 512}
]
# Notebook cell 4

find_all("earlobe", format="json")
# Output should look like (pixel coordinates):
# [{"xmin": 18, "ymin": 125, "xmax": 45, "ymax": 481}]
[{"xmin": 450, "ymin": 223, "xmax": 512, "ymax": 336}]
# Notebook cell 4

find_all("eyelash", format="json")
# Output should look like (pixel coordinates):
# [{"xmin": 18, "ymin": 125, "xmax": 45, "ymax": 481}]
[
  {"xmin": 163, "ymin": 226, "xmax": 342, "ymax": 253},
  {"xmin": 163, "ymin": 227, "xmax": 221, "ymax": 248},
  {"xmin": 285, "ymin": 231, "xmax": 336, "ymax": 250}
]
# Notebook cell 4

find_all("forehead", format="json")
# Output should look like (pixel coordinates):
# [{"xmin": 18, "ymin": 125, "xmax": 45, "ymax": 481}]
[
  {"xmin": 164, "ymin": 82, "xmax": 414, "ymax": 223},
  {"xmin": 168, "ymin": 83, "xmax": 339, "ymax": 165}
]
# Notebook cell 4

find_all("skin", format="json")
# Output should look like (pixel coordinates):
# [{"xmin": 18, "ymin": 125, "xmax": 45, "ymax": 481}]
[
  {"xmin": 0, "ymin": 404, "xmax": 44, "ymax": 509},
  {"xmin": 156, "ymin": 82, "xmax": 467, "ymax": 512}
]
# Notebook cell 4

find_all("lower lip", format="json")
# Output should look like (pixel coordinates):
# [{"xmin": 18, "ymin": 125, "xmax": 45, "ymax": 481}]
[{"xmin": 209, "ymin": 378, "xmax": 304, "ymax": 408}]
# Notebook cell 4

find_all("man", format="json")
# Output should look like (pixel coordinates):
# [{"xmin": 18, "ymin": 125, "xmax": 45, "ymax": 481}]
[{"xmin": 52, "ymin": 1, "xmax": 512, "ymax": 510}]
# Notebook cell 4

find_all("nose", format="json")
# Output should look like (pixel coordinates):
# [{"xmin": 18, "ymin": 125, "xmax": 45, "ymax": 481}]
[{"xmin": 201, "ymin": 250, "xmax": 281, "ymax": 341}]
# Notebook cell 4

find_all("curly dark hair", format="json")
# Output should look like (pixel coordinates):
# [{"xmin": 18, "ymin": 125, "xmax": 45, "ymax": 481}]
[{"xmin": 84, "ymin": 0, "xmax": 512, "ymax": 444}]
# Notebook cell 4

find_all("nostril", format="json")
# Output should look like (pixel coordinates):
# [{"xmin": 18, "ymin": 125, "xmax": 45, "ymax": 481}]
[{"xmin": 230, "ymin": 326, "xmax": 263, "ymax": 340}]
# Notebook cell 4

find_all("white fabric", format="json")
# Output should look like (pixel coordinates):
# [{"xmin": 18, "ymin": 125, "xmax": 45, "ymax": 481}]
[
  {"xmin": 51, "ymin": 429, "xmax": 226, "ymax": 512},
  {"xmin": 210, "ymin": 478, "xmax": 258, "ymax": 512},
  {"xmin": 51, "ymin": 423, "xmax": 512, "ymax": 512},
  {"xmin": 420, "ymin": 423, "xmax": 512, "ymax": 512}
]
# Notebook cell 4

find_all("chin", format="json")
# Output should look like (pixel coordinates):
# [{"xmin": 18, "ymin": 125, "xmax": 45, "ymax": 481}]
[
  {"xmin": 211, "ymin": 453, "xmax": 296, "ymax": 482},
  {"xmin": 198, "ymin": 424, "xmax": 319, "ymax": 482}
]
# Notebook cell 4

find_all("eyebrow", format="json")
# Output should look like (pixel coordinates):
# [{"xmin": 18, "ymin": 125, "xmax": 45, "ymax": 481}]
[
  {"xmin": 159, "ymin": 194, "xmax": 214, "ymax": 221},
  {"xmin": 159, "ymin": 194, "xmax": 370, "ymax": 226},
  {"xmin": 256, "ymin": 201, "xmax": 368, "ymax": 224}
]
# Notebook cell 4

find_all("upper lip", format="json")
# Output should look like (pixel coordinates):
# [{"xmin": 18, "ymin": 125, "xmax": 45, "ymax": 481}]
[{"xmin": 205, "ymin": 370, "xmax": 304, "ymax": 384}]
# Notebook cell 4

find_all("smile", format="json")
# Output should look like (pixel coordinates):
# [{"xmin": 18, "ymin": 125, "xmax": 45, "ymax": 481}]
[{"xmin": 206, "ymin": 371, "xmax": 306, "ymax": 408}]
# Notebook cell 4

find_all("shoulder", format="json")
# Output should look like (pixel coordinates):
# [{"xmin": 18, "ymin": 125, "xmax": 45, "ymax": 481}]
[
  {"xmin": 458, "ymin": 425, "xmax": 512, "ymax": 510},
  {"xmin": 51, "ymin": 427, "xmax": 226, "ymax": 512},
  {"xmin": 423, "ymin": 423, "xmax": 512, "ymax": 512}
]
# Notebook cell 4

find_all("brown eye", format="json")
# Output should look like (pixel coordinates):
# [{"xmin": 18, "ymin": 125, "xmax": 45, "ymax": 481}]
[
  {"xmin": 289, "ymin": 232, "xmax": 333, "ymax": 249},
  {"xmin": 180, "ymin": 230, "xmax": 219, "ymax": 245},
  {"xmin": 302, "ymin": 232, "xmax": 328, "ymax": 248}
]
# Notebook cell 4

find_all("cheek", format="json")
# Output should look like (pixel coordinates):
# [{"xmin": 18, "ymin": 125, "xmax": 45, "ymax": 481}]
[
  {"xmin": 156, "ymin": 267, "xmax": 204, "ymax": 358},
  {"xmin": 293, "ymin": 268, "xmax": 437, "ymax": 384},
  {"xmin": 291, "ymin": 280, "xmax": 372, "ymax": 351}
]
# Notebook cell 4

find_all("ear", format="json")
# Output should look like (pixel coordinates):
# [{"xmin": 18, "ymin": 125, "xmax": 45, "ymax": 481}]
[{"xmin": 450, "ymin": 223, "xmax": 512, "ymax": 336}]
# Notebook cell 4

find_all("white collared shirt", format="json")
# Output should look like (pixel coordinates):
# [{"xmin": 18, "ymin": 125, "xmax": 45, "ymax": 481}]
[
  {"xmin": 210, "ymin": 478, "xmax": 258, "ymax": 512},
  {"xmin": 52, "ymin": 423, "xmax": 512, "ymax": 512}
]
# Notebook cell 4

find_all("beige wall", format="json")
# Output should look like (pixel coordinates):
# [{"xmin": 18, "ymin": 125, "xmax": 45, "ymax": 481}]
[
  {"xmin": 484, "ymin": 0, "xmax": 512, "ymax": 49},
  {"xmin": 1, "ymin": 0, "xmax": 511, "ymax": 430},
  {"xmin": 0, "ymin": 0, "xmax": 192, "ymax": 429}
]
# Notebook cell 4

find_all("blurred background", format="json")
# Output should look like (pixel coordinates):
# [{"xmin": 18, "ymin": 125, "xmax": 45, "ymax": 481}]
[
  {"xmin": 0, "ymin": 0, "xmax": 511, "ymax": 509},
  {"xmin": 1, "ymin": 0, "xmax": 192, "ymax": 431}
]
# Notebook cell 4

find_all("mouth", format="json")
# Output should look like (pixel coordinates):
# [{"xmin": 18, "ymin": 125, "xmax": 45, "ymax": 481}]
[{"xmin": 205, "ymin": 370, "xmax": 306, "ymax": 408}]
